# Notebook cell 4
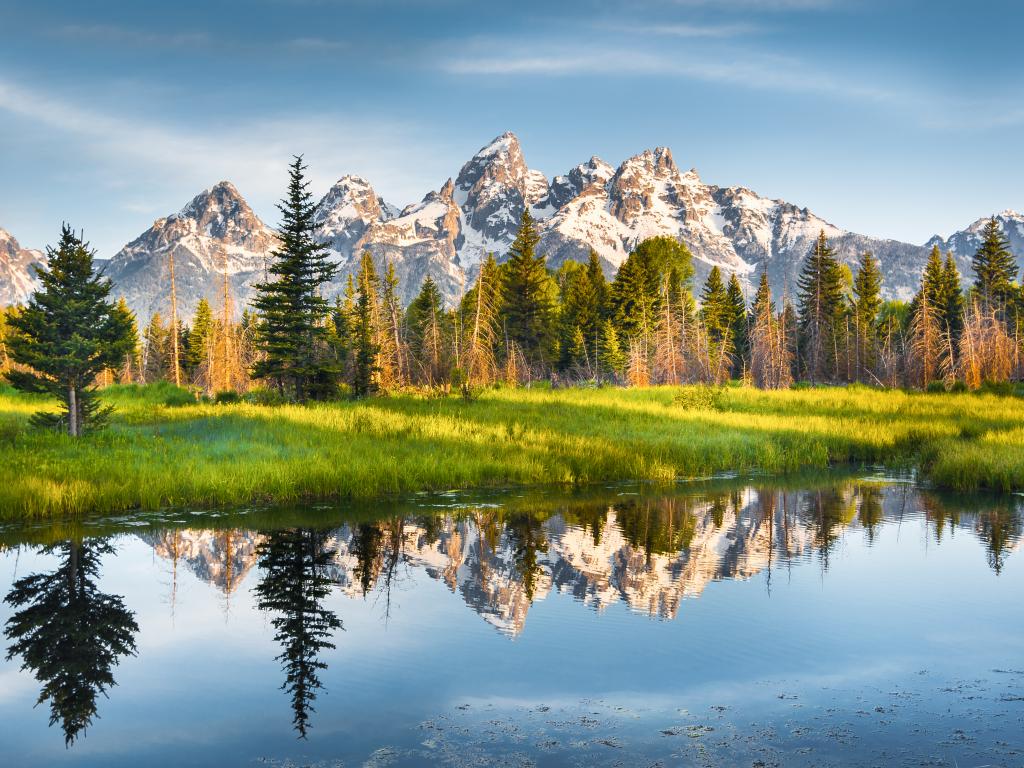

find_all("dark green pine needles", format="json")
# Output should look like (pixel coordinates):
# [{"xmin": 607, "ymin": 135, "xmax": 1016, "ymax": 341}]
[
  {"xmin": 7, "ymin": 225, "xmax": 135, "ymax": 436},
  {"xmin": 252, "ymin": 156, "xmax": 339, "ymax": 401}
]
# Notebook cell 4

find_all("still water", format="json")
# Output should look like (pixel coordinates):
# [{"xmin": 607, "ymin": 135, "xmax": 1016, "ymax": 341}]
[{"xmin": 0, "ymin": 475, "xmax": 1022, "ymax": 767}]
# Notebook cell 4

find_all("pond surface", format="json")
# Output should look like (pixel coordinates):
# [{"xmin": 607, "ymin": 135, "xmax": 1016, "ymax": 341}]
[{"xmin": 1, "ymin": 474, "xmax": 1022, "ymax": 767}]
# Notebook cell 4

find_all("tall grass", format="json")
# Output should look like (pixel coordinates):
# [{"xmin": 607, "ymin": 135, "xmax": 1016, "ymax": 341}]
[{"xmin": 0, "ymin": 383, "xmax": 1020, "ymax": 519}]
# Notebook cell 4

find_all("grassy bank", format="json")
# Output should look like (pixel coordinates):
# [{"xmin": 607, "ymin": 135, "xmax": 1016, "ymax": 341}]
[{"xmin": 0, "ymin": 382, "xmax": 1021, "ymax": 519}]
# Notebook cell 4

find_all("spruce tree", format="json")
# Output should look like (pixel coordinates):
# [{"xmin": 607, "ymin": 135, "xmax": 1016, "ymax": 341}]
[
  {"xmin": 597, "ymin": 319, "xmax": 626, "ymax": 381},
  {"xmin": 726, "ymin": 272, "xmax": 748, "ymax": 374},
  {"xmin": 406, "ymin": 275, "xmax": 447, "ymax": 385},
  {"xmin": 251, "ymin": 156, "xmax": 338, "ymax": 401},
  {"xmin": 910, "ymin": 246, "xmax": 945, "ymax": 319},
  {"xmin": 143, "ymin": 312, "xmax": 169, "ymax": 382},
  {"xmin": 459, "ymin": 253, "xmax": 501, "ymax": 386},
  {"xmin": 971, "ymin": 218, "xmax": 1017, "ymax": 311},
  {"xmin": 751, "ymin": 270, "xmax": 775, "ymax": 318},
  {"xmin": 3, "ymin": 538, "xmax": 139, "ymax": 745},
  {"xmin": 852, "ymin": 251, "xmax": 882, "ymax": 381},
  {"xmin": 378, "ymin": 260, "xmax": 405, "ymax": 388},
  {"xmin": 185, "ymin": 298, "xmax": 215, "ymax": 384},
  {"xmin": 254, "ymin": 528, "xmax": 342, "ymax": 738},
  {"xmin": 610, "ymin": 236, "xmax": 693, "ymax": 341},
  {"xmin": 557, "ymin": 254, "xmax": 605, "ymax": 370},
  {"xmin": 351, "ymin": 252, "xmax": 380, "ymax": 398},
  {"xmin": 699, "ymin": 267, "xmax": 730, "ymax": 343},
  {"xmin": 7, "ymin": 225, "xmax": 134, "ymax": 436},
  {"xmin": 115, "ymin": 297, "xmax": 141, "ymax": 383},
  {"xmin": 941, "ymin": 252, "xmax": 965, "ymax": 341},
  {"xmin": 796, "ymin": 231, "xmax": 845, "ymax": 383},
  {"xmin": 500, "ymin": 210, "xmax": 557, "ymax": 368}
]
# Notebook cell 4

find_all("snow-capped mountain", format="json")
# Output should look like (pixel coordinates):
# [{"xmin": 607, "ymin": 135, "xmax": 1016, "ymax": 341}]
[
  {"xmin": 309, "ymin": 133, "xmax": 944, "ymax": 305},
  {"xmin": 6, "ymin": 133, "xmax": 1023, "ymax": 318},
  {"xmin": 104, "ymin": 181, "xmax": 278, "ymax": 320},
  {"xmin": 0, "ymin": 227, "xmax": 45, "ymax": 307},
  {"xmin": 926, "ymin": 210, "xmax": 1024, "ymax": 273}
]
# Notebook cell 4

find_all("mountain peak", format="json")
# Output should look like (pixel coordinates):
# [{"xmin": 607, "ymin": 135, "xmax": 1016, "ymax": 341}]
[
  {"xmin": 474, "ymin": 131, "xmax": 520, "ymax": 159},
  {"xmin": 176, "ymin": 180, "xmax": 257, "ymax": 236}
]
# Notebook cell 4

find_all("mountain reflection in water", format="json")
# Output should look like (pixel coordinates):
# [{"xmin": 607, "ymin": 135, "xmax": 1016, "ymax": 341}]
[{"xmin": 1, "ymin": 478, "xmax": 1021, "ymax": 755}]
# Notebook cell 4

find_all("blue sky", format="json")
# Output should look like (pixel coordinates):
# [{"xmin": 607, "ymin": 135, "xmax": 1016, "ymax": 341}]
[{"xmin": 1, "ymin": 0, "xmax": 1022, "ymax": 256}]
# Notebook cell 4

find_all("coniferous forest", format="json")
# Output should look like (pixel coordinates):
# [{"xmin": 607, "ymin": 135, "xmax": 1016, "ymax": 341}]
[
  {"xmin": 1, "ymin": 158, "xmax": 1024, "ymax": 517},
  {"xmin": 7, "ymin": 160, "xmax": 1020, "ymax": 405}
]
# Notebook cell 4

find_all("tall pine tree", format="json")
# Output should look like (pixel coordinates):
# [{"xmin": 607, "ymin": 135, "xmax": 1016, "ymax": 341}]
[
  {"xmin": 351, "ymin": 252, "xmax": 380, "ymax": 398},
  {"xmin": 725, "ymin": 272, "xmax": 748, "ymax": 375},
  {"xmin": 971, "ymin": 218, "xmax": 1017, "ymax": 312},
  {"xmin": 852, "ymin": 251, "xmax": 882, "ymax": 381},
  {"xmin": 796, "ymin": 231, "xmax": 845, "ymax": 383},
  {"xmin": 500, "ymin": 210, "xmax": 557, "ymax": 369},
  {"xmin": 7, "ymin": 225, "xmax": 134, "ymax": 436},
  {"xmin": 252, "ymin": 156, "xmax": 338, "ymax": 401}
]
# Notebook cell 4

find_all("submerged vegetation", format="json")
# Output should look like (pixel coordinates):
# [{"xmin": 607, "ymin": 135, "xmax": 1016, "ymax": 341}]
[{"xmin": 0, "ymin": 381, "xmax": 1022, "ymax": 519}]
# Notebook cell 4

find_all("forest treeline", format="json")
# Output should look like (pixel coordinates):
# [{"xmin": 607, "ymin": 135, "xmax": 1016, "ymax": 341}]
[{"xmin": 2, "ymin": 157, "xmax": 1023, "ymax": 430}]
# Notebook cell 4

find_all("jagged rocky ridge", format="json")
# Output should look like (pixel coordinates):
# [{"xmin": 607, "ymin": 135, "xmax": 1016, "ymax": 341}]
[
  {"xmin": 0, "ymin": 227, "xmax": 46, "ymax": 307},
  {"xmin": 103, "ymin": 181, "xmax": 277, "ymax": 320},
  {"xmin": 3, "ymin": 134, "xmax": 1024, "ymax": 315},
  {"xmin": 138, "ymin": 485, "xmax": 1017, "ymax": 638}
]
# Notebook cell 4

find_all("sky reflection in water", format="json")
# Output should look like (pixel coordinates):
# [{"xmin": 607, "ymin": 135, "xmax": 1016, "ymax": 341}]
[{"xmin": 1, "ymin": 478, "xmax": 1022, "ymax": 767}]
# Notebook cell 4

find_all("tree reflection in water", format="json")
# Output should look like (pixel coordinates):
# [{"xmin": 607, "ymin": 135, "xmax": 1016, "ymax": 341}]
[
  {"xmin": 3, "ymin": 538, "xmax": 138, "ymax": 746},
  {"xmin": 253, "ymin": 528, "xmax": 343, "ymax": 738}
]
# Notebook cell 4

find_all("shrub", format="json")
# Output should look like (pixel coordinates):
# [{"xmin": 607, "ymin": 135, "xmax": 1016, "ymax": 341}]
[
  {"xmin": 672, "ymin": 385, "xmax": 726, "ymax": 412},
  {"xmin": 214, "ymin": 390, "xmax": 242, "ymax": 405},
  {"xmin": 244, "ymin": 387, "xmax": 289, "ymax": 406}
]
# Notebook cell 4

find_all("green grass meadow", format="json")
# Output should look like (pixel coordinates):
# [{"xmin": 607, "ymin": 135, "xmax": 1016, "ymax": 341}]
[{"xmin": 0, "ymin": 382, "xmax": 1022, "ymax": 519}]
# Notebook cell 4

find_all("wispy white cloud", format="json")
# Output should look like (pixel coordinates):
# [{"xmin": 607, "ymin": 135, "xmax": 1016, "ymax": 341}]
[
  {"xmin": 54, "ymin": 23, "xmax": 211, "ymax": 48},
  {"xmin": 441, "ymin": 44, "xmax": 905, "ymax": 104},
  {"xmin": 52, "ymin": 23, "xmax": 350, "ymax": 56},
  {"xmin": 629, "ymin": 21, "xmax": 761, "ymax": 37},
  {"xmin": 0, "ymin": 77, "xmax": 458, "ymax": 247},
  {"xmin": 282, "ymin": 36, "xmax": 350, "ymax": 52}
]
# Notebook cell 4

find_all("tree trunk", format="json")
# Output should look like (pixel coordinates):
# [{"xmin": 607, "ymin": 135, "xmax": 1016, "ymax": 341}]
[{"xmin": 67, "ymin": 384, "xmax": 78, "ymax": 437}]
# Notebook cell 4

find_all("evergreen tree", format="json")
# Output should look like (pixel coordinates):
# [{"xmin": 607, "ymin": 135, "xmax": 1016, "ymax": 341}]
[
  {"xmin": 585, "ymin": 249, "xmax": 610, "ymax": 318},
  {"xmin": 185, "ymin": 298, "xmax": 215, "ymax": 386},
  {"xmin": 406, "ymin": 275, "xmax": 447, "ymax": 385},
  {"xmin": 254, "ymin": 528, "xmax": 342, "ymax": 738},
  {"xmin": 971, "ymin": 218, "xmax": 1017, "ymax": 311},
  {"xmin": 500, "ymin": 210, "xmax": 557, "ymax": 368},
  {"xmin": 142, "ymin": 312, "xmax": 170, "ymax": 382},
  {"xmin": 751, "ymin": 270, "xmax": 775, "ymax": 318},
  {"xmin": 4, "ymin": 538, "xmax": 139, "ymax": 745},
  {"xmin": 610, "ymin": 236, "xmax": 693, "ymax": 341},
  {"xmin": 699, "ymin": 267, "xmax": 731, "ymax": 344},
  {"xmin": 330, "ymin": 275, "xmax": 357, "ymax": 376},
  {"xmin": 725, "ymin": 272, "xmax": 748, "ymax": 375},
  {"xmin": 942, "ymin": 252, "xmax": 965, "ymax": 341},
  {"xmin": 6, "ymin": 226, "xmax": 134, "ymax": 435},
  {"xmin": 557, "ymin": 253, "xmax": 605, "ymax": 371},
  {"xmin": 459, "ymin": 253, "xmax": 502, "ymax": 387},
  {"xmin": 114, "ymin": 297, "xmax": 141, "ymax": 383},
  {"xmin": 597, "ymin": 319, "xmax": 626, "ymax": 381},
  {"xmin": 251, "ymin": 156, "xmax": 338, "ymax": 400},
  {"xmin": 852, "ymin": 251, "xmax": 882, "ymax": 381},
  {"xmin": 749, "ymin": 272, "xmax": 791, "ymax": 390},
  {"xmin": 378, "ymin": 260, "xmax": 406, "ymax": 388},
  {"xmin": 910, "ymin": 246, "xmax": 946, "ymax": 319},
  {"xmin": 796, "ymin": 231, "xmax": 845, "ymax": 383},
  {"xmin": 351, "ymin": 252, "xmax": 380, "ymax": 398}
]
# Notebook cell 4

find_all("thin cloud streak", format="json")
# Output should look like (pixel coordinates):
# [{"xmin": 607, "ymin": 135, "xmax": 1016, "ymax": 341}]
[
  {"xmin": 0, "ymin": 78, "xmax": 455, "ymax": 250},
  {"xmin": 439, "ymin": 41, "xmax": 1024, "ymax": 131}
]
